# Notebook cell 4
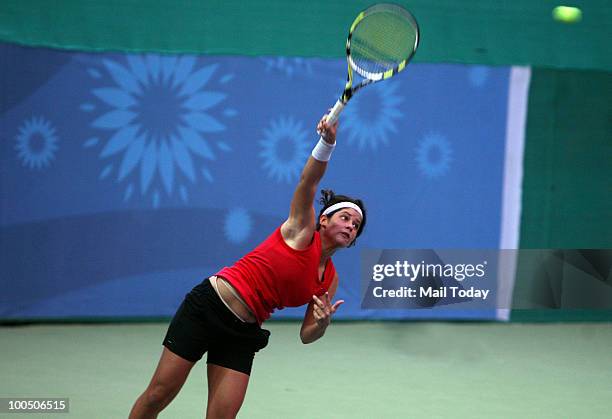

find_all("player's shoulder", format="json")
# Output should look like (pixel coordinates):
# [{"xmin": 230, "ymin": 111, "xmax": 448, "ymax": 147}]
[{"xmin": 280, "ymin": 220, "xmax": 315, "ymax": 251}]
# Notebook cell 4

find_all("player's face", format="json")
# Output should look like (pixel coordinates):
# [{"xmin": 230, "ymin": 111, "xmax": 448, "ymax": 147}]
[{"xmin": 320, "ymin": 208, "xmax": 362, "ymax": 247}]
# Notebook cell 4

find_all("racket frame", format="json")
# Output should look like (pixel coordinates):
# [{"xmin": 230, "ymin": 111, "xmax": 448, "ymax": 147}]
[{"xmin": 326, "ymin": 3, "xmax": 420, "ymax": 124}]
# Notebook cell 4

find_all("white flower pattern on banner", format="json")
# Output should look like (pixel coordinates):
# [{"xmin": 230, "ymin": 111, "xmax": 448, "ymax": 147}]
[
  {"xmin": 261, "ymin": 57, "xmax": 313, "ymax": 78},
  {"xmin": 342, "ymin": 82, "xmax": 404, "ymax": 151},
  {"xmin": 415, "ymin": 133, "xmax": 453, "ymax": 178},
  {"xmin": 83, "ymin": 55, "xmax": 232, "ymax": 207},
  {"xmin": 15, "ymin": 116, "xmax": 59, "ymax": 170},
  {"xmin": 259, "ymin": 116, "xmax": 310, "ymax": 183},
  {"xmin": 469, "ymin": 66, "xmax": 490, "ymax": 87},
  {"xmin": 224, "ymin": 208, "xmax": 253, "ymax": 244}
]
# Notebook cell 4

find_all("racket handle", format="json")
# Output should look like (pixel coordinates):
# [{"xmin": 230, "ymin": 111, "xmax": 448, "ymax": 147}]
[{"xmin": 326, "ymin": 99, "xmax": 345, "ymax": 125}]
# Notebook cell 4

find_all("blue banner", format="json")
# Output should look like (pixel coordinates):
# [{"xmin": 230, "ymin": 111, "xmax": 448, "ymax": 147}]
[{"xmin": 1, "ymin": 43, "xmax": 512, "ymax": 320}]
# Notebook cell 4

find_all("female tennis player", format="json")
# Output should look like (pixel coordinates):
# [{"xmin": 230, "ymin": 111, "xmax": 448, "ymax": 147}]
[{"xmin": 129, "ymin": 112, "xmax": 366, "ymax": 419}]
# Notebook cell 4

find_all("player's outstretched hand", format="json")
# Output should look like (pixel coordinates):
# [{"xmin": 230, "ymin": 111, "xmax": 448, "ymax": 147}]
[
  {"xmin": 317, "ymin": 114, "xmax": 338, "ymax": 144},
  {"xmin": 312, "ymin": 292, "xmax": 344, "ymax": 328}
]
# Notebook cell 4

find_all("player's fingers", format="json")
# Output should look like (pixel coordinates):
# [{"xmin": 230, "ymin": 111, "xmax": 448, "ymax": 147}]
[
  {"xmin": 314, "ymin": 299, "xmax": 330, "ymax": 317},
  {"xmin": 312, "ymin": 295, "xmax": 325, "ymax": 309},
  {"xmin": 323, "ymin": 293, "xmax": 333, "ymax": 315},
  {"xmin": 317, "ymin": 121, "xmax": 329, "ymax": 136},
  {"xmin": 332, "ymin": 300, "xmax": 345, "ymax": 312},
  {"xmin": 319, "ymin": 115, "xmax": 327, "ymax": 128}
]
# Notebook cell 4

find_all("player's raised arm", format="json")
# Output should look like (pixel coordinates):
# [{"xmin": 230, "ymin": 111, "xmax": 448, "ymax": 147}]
[{"xmin": 281, "ymin": 115, "xmax": 338, "ymax": 246}]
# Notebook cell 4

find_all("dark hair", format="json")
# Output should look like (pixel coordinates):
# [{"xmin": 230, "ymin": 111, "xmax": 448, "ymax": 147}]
[{"xmin": 316, "ymin": 189, "xmax": 367, "ymax": 246}]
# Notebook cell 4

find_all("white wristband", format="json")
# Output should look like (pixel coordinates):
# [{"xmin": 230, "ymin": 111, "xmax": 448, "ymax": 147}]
[{"xmin": 311, "ymin": 137, "xmax": 336, "ymax": 162}]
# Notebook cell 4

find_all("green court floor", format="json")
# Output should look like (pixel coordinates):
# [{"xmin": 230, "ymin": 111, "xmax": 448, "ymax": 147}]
[{"xmin": 1, "ymin": 322, "xmax": 611, "ymax": 418}]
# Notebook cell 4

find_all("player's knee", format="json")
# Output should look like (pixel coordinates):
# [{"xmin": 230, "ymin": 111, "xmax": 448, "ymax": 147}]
[
  {"xmin": 207, "ymin": 399, "xmax": 240, "ymax": 419},
  {"xmin": 143, "ymin": 383, "xmax": 175, "ymax": 411}
]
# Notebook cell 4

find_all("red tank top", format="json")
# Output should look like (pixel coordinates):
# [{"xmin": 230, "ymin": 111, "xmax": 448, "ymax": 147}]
[{"xmin": 216, "ymin": 226, "xmax": 336, "ymax": 324}]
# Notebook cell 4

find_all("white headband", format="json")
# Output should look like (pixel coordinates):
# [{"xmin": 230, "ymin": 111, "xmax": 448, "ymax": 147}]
[{"xmin": 322, "ymin": 202, "xmax": 363, "ymax": 218}]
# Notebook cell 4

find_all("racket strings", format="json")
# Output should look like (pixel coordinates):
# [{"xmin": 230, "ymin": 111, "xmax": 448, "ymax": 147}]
[{"xmin": 350, "ymin": 10, "xmax": 417, "ymax": 76}]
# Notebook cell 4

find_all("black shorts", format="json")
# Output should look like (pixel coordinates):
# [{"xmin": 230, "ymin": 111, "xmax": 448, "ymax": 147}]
[{"xmin": 163, "ymin": 278, "xmax": 270, "ymax": 375}]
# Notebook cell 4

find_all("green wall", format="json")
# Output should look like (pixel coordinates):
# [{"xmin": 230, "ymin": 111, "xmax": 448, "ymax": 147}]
[
  {"xmin": 521, "ymin": 69, "xmax": 611, "ymax": 249},
  {"xmin": 1, "ymin": 0, "xmax": 610, "ymax": 70},
  {"xmin": 514, "ymin": 69, "xmax": 611, "ymax": 321}
]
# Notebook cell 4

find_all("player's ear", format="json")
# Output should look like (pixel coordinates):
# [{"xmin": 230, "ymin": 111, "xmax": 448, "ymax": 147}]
[{"xmin": 319, "ymin": 214, "xmax": 329, "ymax": 229}]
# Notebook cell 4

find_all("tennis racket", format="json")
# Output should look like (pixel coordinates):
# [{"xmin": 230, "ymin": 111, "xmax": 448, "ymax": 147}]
[{"xmin": 326, "ymin": 3, "xmax": 420, "ymax": 124}]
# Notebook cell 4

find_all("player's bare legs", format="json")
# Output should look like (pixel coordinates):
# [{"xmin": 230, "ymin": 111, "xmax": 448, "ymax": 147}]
[
  {"xmin": 205, "ymin": 364, "xmax": 250, "ymax": 419},
  {"xmin": 129, "ymin": 348, "xmax": 195, "ymax": 418}
]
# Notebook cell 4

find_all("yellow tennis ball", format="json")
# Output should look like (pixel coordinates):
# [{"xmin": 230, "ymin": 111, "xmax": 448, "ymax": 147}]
[{"xmin": 552, "ymin": 6, "xmax": 582, "ymax": 23}]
